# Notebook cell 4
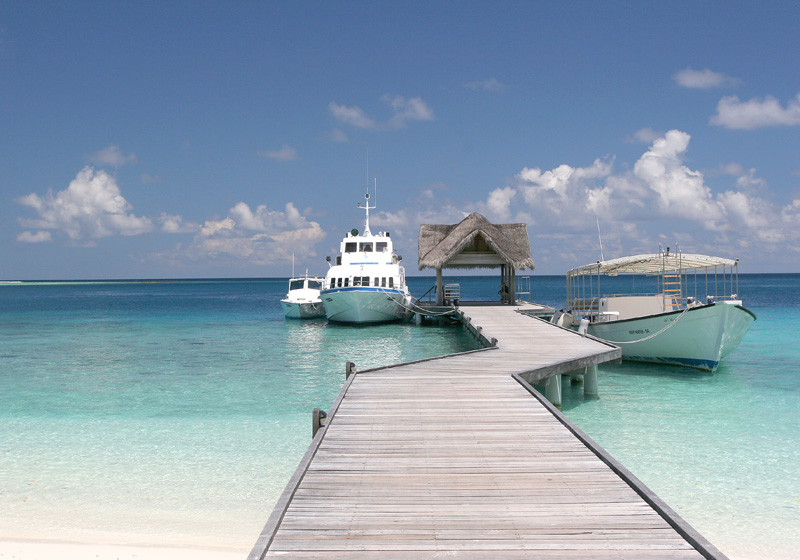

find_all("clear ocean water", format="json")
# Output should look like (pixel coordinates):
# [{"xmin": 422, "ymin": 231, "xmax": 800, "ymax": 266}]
[{"xmin": 1, "ymin": 275, "xmax": 797, "ymax": 558}]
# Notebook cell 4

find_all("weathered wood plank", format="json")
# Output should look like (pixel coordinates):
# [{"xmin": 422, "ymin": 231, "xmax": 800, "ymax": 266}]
[{"xmin": 247, "ymin": 305, "xmax": 724, "ymax": 560}]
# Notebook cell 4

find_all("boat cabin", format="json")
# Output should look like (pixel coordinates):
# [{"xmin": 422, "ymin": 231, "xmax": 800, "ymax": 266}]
[{"xmin": 324, "ymin": 229, "xmax": 405, "ymax": 291}]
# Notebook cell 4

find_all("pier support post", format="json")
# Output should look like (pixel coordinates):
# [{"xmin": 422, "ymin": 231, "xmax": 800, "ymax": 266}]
[
  {"xmin": 584, "ymin": 364, "xmax": 599, "ymax": 396},
  {"xmin": 346, "ymin": 361, "xmax": 356, "ymax": 379},
  {"xmin": 545, "ymin": 374, "xmax": 562, "ymax": 408},
  {"xmin": 312, "ymin": 408, "xmax": 327, "ymax": 438}
]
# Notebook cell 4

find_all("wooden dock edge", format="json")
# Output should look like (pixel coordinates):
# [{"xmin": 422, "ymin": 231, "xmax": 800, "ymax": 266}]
[
  {"xmin": 512, "ymin": 373, "xmax": 729, "ymax": 560},
  {"xmin": 245, "ymin": 370, "xmax": 357, "ymax": 560}
]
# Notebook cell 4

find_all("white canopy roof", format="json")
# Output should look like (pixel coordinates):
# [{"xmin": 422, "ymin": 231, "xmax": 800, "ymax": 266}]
[{"xmin": 567, "ymin": 253, "xmax": 738, "ymax": 277}]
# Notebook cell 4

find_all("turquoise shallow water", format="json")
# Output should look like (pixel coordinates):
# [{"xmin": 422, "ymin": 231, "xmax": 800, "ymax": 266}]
[{"xmin": 1, "ymin": 275, "xmax": 798, "ymax": 558}]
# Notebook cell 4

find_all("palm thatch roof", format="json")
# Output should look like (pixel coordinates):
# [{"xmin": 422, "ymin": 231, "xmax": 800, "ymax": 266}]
[{"xmin": 418, "ymin": 213, "xmax": 535, "ymax": 270}]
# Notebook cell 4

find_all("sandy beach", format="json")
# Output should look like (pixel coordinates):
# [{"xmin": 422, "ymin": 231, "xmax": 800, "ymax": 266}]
[{"xmin": 0, "ymin": 541, "xmax": 246, "ymax": 560}]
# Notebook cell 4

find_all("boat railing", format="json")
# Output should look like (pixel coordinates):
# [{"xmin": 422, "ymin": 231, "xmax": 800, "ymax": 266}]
[
  {"xmin": 515, "ymin": 276, "xmax": 532, "ymax": 303},
  {"xmin": 569, "ymin": 298, "xmax": 600, "ymax": 316},
  {"xmin": 444, "ymin": 283, "xmax": 461, "ymax": 303}
]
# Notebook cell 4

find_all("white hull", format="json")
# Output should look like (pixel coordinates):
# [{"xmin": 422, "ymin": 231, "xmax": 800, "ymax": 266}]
[
  {"xmin": 321, "ymin": 287, "xmax": 411, "ymax": 323},
  {"xmin": 587, "ymin": 302, "xmax": 756, "ymax": 371},
  {"xmin": 281, "ymin": 299, "xmax": 326, "ymax": 319}
]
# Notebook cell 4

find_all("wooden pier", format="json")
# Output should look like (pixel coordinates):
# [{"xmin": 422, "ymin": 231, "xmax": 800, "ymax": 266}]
[{"xmin": 248, "ymin": 304, "xmax": 726, "ymax": 559}]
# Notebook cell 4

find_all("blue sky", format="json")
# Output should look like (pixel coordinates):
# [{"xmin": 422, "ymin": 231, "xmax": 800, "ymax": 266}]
[{"xmin": 2, "ymin": 1, "xmax": 799, "ymax": 280}]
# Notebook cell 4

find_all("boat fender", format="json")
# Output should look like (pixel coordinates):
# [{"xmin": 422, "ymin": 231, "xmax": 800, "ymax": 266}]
[{"xmin": 578, "ymin": 318, "xmax": 589, "ymax": 336}]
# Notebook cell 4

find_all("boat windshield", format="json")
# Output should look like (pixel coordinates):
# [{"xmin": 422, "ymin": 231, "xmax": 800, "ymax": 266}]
[
  {"xmin": 308, "ymin": 280, "xmax": 323, "ymax": 290},
  {"xmin": 289, "ymin": 280, "xmax": 304, "ymax": 291}
]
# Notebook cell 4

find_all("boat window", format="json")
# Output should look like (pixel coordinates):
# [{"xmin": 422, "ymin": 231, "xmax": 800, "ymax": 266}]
[
  {"xmin": 337, "ymin": 278, "xmax": 342, "ymax": 288},
  {"xmin": 360, "ymin": 242, "xmax": 373, "ymax": 252},
  {"xmin": 345, "ymin": 242, "xmax": 357, "ymax": 253},
  {"xmin": 374, "ymin": 278, "xmax": 379, "ymax": 287},
  {"xmin": 309, "ymin": 280, "xmax": 322, "ymax": 290},
  {"xmin": 376, "ymin": 242, "xmax": 388, "ymax": 252},
  {"xmin": 388, "ymin": 277, "xmax": 394, "ymax": 288},
  {"xmin": 344, "ymin": 278, "xmax": 349, "ymax": 287},
  {"xmin": 289, "ymin": 280, "xmax": 304, "ymax": 291}
]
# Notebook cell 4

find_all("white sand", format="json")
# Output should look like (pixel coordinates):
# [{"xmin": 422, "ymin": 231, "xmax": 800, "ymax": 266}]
[{"xmin": 0, "ymin": 541, "xmax": 246, "ymax": 560}]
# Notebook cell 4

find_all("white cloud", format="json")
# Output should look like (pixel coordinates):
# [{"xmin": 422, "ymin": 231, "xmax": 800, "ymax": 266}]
[
  {"xmin": 710, "ymin": 93, "xmax": 800, "ymax": 129},
  {"xmin": 17, "ymin": 230, "xmax": 52, "ymax": 243},
  {"xmin": 633, "ymin": 130, "xmax": 725, "ymax": 225},
  {"xmin": 183, "ymin": 202, "xmax": 326, "ymax": 266},
  {"xmin": 329, "ymin": 102, "xmax": 378, "ymax": 129},
  {"xmin": 259, "ymin": 144, "xmax": 298, "ymax": 161},
  {"xmin": 486, "ymin": 187, "xmax": 516, "ymax": 220},
  {"xmin": 673, "ymin": 68, "xmax": 738, "ymax": 89},
  {"xmin": 88, "ymin": 145, "xmax": 138, "ymax": 167},
  {"xmin": 330, "ymin": 95, "xmax": 434, "ymax": 130},
  {"xmin": 630, "ymin": 127, "xmax": 662, "ymax": 143},
  {"xmin": 383, "ymin": 95, "xmax": 435, "ymax": 128},
  {"xmin": 16, "ymin": 167, "xmax": 155, "ymax": 243},
  {"xmin": 158, "ymin": 213, "xmax": 198, "ymax": 234},
  {"xmin": 200, "ymin": 217, "xmax": 235, "ymax": 236},
  {"xmin": 516, "ymin": 159, "xmax": 613, "ymax": 204},
  {"xmin": 464, "ymin": 78, "xmax": 506, "ymax": 92}
]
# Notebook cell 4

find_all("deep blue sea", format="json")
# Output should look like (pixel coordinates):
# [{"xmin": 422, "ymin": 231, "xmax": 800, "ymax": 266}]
[{"xmin": 1, "ymin": 274, "xmax": 797, "ymax": 558}]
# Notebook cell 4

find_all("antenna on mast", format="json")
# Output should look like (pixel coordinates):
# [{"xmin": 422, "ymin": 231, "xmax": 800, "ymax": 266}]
[{"xmin": 595, "ymin": 215, "xmax": 605, "ymax": 261}]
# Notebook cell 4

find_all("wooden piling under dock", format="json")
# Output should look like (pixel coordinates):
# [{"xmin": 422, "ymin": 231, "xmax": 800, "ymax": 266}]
[{"xmin": 248, "ymin": 304, "xmax": 727, "ymax": 559}]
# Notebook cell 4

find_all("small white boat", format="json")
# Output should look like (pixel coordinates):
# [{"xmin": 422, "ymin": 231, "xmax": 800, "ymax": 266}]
[
  {"xmin": 560, "ymin": 247, "xmax": 756, "ymax": 371},
  {"xmin": 320, "ymin": 190, "xmax": 413, "ymax": 324},
  {"xmin": 281, "ymin": 273, "xmax": 326, "ymax": 319}
]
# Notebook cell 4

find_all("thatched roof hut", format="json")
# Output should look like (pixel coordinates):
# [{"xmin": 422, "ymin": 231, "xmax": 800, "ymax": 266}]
[{"xmin": 418, "ymin": 213, "xmax": 535, "ymax": 304}]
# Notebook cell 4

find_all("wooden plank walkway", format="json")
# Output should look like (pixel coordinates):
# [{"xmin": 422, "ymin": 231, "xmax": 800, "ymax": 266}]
[
  {"xmin": 248, "ymin": 305, "xmax": 725, "ymax": 559},
  {"xmin": 455, "ymin": 303, "xmax": 619, "ymax": 383}
]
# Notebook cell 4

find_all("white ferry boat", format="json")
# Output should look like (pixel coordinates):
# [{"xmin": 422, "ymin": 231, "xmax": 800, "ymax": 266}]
[
  {"xmin": 321, "ymin": 192, "xmax": 412, "ymax": 324},
  {"xmin": 559, "ymin": 247, "xmax": 756, "ymax": 371},
  {"xmin": 281, "ymin": 273, "xmax": 325, "ymax": 319}
]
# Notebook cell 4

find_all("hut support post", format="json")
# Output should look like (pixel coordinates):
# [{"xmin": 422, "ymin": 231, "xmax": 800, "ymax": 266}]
[
  {"xmin": 500, "ymin": 264, "xmax": 509, "ymax": 304},
  {"xmin": 510, "ymin": 268, "xmax": 516, "ymax": 303},
  {"xmin": 436, "ymin": 267, "xmax": 444, "ymax": 305}
]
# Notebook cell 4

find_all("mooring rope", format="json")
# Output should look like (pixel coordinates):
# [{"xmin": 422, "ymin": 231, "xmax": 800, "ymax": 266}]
[
  {"xmin": 599, "ymin": 305, "xmax": 692, "ymax": 344},
  {"xmin": 370, "ymin": 287, "xmax": 458, "ymax": 317}
]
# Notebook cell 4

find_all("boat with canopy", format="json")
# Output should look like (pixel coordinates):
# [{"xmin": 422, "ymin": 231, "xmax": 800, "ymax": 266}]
[{"xmin": 558, "ymin": 247, "xmax": 756, "ymax": 371}]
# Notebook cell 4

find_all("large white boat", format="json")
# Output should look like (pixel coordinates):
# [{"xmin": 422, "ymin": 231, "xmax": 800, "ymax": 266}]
[
  {"xmin": 320, "ymin": 191, "xmax": 413, "ymax": 324},
  {"xmin": 559, "ymin": 248, "xmax": 756, "ymax": 371},
  {"xmin": 281, "ymin": 273, "xmax": 326, "ymax": 319}
]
